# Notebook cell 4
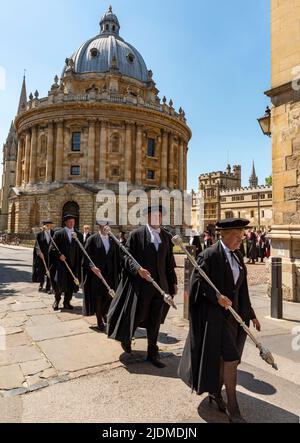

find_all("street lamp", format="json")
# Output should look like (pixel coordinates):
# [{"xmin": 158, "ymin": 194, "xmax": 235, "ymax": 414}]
[{"xmin": 258, "ymin": 106, "xmax": 271, "ymax": 137}]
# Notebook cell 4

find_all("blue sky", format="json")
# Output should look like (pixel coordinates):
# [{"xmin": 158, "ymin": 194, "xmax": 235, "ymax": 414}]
[{"xmin": 0, "ymin": 0, "xmax": 271, "ymax": 189}]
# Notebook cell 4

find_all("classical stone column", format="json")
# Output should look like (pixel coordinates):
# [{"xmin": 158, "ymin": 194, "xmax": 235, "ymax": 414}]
[
  {"xmin": 168, "ymin": 133, "xmax": 174, "ymax": 189},
  {"xmin": 178, "ymin": 139, "xmax": 184, "ymax": 191},
  {"xmin": 183, "ymin": 143, "xmax": 188, "ymax": 191},
  {"xmin": 125, "ymin": 122, "xmax": 133, "ymax": 183},
  {"xmin": 46, "ymin": 122, "xmax": 54, "ymax": 183},
  {"xmin": 55, "ymin": 121, "xmax": 64, "ymax": 182},
  {"xmin": 15, "ymin": 139, "xmax": 23, "ymax": 187},
  {"xmin": 135, "ymin": 125, "xmax": 143, "ymax": 185},
  {"xmin": 87, "ymin": 119, "xmax": 96, "ymax": 181},
  {"xmin": 29, "ymin": 126, "xmax": 38, "ymax": 185},
  {"xmin": 24, "ymin": 130, "xmax": 31, "ymax": 184},
  {"xmin": 161, "ymin": 130, "xmax": 168, "ymax": 188},
  {"xmin": 99, "ymin": 121, "xmax": 107, "ymax": 181}
]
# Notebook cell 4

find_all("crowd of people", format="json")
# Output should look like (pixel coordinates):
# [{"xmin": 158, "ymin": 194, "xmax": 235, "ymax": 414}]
[
  {"xmin": 31, "ymin": 212, "xmax": 263, "ymax": 423},
  {"xmin": 190, "ymin": 228, "xmax": 271, "ymax": 263}
]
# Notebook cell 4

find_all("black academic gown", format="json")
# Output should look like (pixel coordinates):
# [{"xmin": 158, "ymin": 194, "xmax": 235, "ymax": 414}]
[
  {"xmin": 83, "ymin": 232, "xmax": 91, "ymax": 247},
  {"xmin": 107, "ymin": 226, "xmax": 178, "ymax": 343},
  {"xmin": 178, "ymin": 241, "xmax": 256, "ymax": 396},
  {"xmin": 32, "ymin": 230, "xmax": 54, "ymax": 284},
  {"xmin": 50, "ymin": 228, "xmax": 83, "ymax": 294},
  {"xmin": 191, "ymin": 236, "xmax": 203, "ymax": 258},
  {"xmin": 83, "ymin": 233, "xmax": 121, "ymax": 317}
]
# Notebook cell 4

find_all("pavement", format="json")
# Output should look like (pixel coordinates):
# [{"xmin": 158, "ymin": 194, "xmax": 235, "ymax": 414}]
[{"xmin": 0, "ymin": 244, "xmax": 300, "ymax": 423}]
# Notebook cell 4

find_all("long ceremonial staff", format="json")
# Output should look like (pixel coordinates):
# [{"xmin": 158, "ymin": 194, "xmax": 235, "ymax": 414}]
[
  {"xmin": 36, "ymin": 231, "xmax": 51, "ymax": 281},
  {"xmin": 49, "ymin": 232, "xmax": 80, "ymax": 287},
  {"xmin": 104, "ymin": 226, "xmax": 177, "ymax": 310},
  {"xmin": 172, "ymin": 235, "xmax": 278, "ymax": 370},
  {"xmin": 72, "ymin": 232, "xmax": 116, "ymax": 298}
]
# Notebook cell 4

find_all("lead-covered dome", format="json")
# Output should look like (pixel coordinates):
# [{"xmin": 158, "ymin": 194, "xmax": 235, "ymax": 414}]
[{"xmin": 63, "ymin": 6, "xmax": 149, "ymax": 83}]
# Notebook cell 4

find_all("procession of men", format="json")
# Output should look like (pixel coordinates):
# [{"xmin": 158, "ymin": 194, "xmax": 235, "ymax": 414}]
[{"xmin": 32, "ymin": 205, "xmax": 178, "ymax": 368}]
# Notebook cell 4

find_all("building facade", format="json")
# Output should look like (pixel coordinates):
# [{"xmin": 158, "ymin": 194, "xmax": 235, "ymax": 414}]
[
  {"xmin": 198, "ymin": 164, "xmax": 241, "ymax": 232},
  {"xmin": 0, "ymin": 7, "xmax": 191, "ymax": 234},
  {"xmin": 220, "ymin": 186, "xmax": 273, "ymax": 229},
  {"xmin": 192, "ymin": 163, "xmax": 273, "ymax": 233},
  {"xmin": 263, "ymin": 0, "xmax": 300, "ymax": 301}
]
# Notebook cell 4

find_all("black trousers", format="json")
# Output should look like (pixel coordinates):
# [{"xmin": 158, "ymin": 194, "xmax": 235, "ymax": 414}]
[
  {"xmin": 55, "ymin": 288, "xmax": 74, "ymax": 305},
  {"xmin": 133, "ymin": 288, "xmax": 165, "ymax": 358}
]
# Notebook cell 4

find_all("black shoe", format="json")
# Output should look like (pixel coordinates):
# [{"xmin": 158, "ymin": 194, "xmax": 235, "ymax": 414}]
[
  {"xmin": 39, "ymin": 286, "xmax": 44, "ymax": 293},
  {"xmin": 208, "ymin": 394, "xmax": 227, "ymax": 413},
  {"xmin": 63, "ymin": 303, "xmax": 74, "ymax": 310},
  {"xmin": 47, "ymin": 290, "xmax": 53, "ymax": 295},
  {"xmin": 147, "ymin": 355, "xmax": 166, "ymax": 369},
  {"xmin": 52, "ymin": 301, "xmax": 60, "ymax": 311},
  {"xmin": 228, "ymin": 413, "xmax": 247, "ymax": 423},
  {"xmin": 121, "ymin": 342, "xmax": 132, "ymax": 354}
]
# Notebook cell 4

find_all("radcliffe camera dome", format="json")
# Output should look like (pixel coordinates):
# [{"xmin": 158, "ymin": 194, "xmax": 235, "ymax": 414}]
[{"xmin": 63, "ymin": 6, "xmax": 149, "ymax": 83}]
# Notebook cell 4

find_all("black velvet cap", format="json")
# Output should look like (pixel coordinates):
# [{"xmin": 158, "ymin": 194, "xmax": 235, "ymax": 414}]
[{"xmin": 215, "ymin": 218, "xmax": 250, "ymax": 231}]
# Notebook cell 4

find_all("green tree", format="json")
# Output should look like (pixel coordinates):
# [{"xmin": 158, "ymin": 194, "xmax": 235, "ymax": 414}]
[{"xmin": 265, "ymin": 176, "xmax": 272, "ymax": 186}]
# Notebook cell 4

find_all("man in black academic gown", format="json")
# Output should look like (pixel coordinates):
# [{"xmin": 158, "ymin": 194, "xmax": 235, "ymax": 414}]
[
  {"xmin": 178, "ymin": 218, "xmax": 261, "ymax": 423},
  {"xmin": 83, "ymin": 221, "xmax": 121, "ymax": 332},
  {"xmin": 32, "ymin": 221, "xmax": 55, "ymax": 293},
  {"xmin": 50, "ymin": 214, "xmax": 83, "ymax": 311},
  {"xmin": 189, "ymin": 233, "xmax": 203, "ymax": 258},
  {"xmin": 107, "ymin": 205, "xmax": 178, "ymax": 368}
]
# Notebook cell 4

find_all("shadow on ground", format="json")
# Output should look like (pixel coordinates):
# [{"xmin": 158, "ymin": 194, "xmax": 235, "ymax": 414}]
[
  {"xmin": 120, "ymin": 353, "xmax": 181, "ymax": 379},
  {"xmin": 198, "ymin": 391, "xmax": 299, "ymax": 423}
]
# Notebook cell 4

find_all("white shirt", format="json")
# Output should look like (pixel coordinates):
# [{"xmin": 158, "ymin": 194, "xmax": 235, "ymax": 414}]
[
  {"xmin": 220, "ymin": 240, "xmax": 241, "ymax": 285},
  {"xmin": 64, "ymin": 227, "xmax": 75, "ymax": 243},
  {"xmin": 100, "ymin": 234, "xmax": 110, "ymax": 254},
  {"xmin": 44, "ymin": 230, "xmax": 51, "ymax": 244},
  {"xmin": 147, "ymin": 224, "xmax": 162, "ymax": 251},
  {"xmin": 83, "ymin": 232, "xmax": 89, "ymax": 243}
]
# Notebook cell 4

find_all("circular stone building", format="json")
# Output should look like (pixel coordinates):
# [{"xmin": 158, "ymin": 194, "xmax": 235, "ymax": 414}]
[{"xmin": 6, "ymin": 6, "xmax": 191, "ymax": 233}]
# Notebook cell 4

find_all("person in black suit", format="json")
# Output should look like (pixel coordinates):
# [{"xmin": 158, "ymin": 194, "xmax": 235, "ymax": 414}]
[
  {"xmin": 107, "ymin": 205, "xmax": 178, "ymax": 369},
  {"xmin": 83, "ymin": 221, "xmax": 121, "ymax": 332},
  {"xmin": 50, "ymin": 214, "xmax": 83, "ymax": 311},
  {"xmin": 189, "ymin": 233, "xmax": 203, "ymax": 258},
  {"xmin": 32, "ymin": 221, "xmax": 55, "ymax": 293},
  {"xmin": 178, "ymin": 218, "xmax": 261, "ymax": 423}
]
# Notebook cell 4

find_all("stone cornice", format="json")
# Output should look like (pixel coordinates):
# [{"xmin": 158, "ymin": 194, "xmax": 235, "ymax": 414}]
[
  {"xmin": 15, "ymin": 101, "xmax": 192, "ymax": 142},
  {"xmin": 265, "ymin": 81, "xmax": 300, "ymax": 107}
]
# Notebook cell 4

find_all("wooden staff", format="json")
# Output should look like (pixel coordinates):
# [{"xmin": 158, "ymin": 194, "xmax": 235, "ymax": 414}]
[
  {"xmin": 105, "ymin": 226, "xmax": 177, "ymax": 310},
  {"xmin": 172, "ymin": 235, "xmax": 278, "ymax": 370},
  {"xmin": 72, "ymin": 232, "xmax": 115, "ymax": 298},
  {"xmin": 49, "ymin": 233, "xmax": 80, "ymax": 287}
]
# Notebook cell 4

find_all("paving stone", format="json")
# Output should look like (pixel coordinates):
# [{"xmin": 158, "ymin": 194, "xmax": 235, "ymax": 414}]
[
  {"xmin": 0, "ymin": 345, "xmax": 41, "ymax": 366},
  {"xmin": 1, "ymin": 387, "xmax": 28, "ymax": 398},
  {"xmin": 6, "ymin": 333, "xmax": 30, "ymax": 348},
  {"xmin": 26, "ymin": 319, "xmax": 91, "ymax": 342},
  {"xmin": 0, "ymin": 365, "xmax": 25, "ymax": 390},
  {"xmin": 1, "ymin": 314, "xmax": 28, "ymax": 329},
  {"xmin": 26, "ymin": 315, "xmax": 61, "ymax": 328},
  {"xmin": 40, "ymin": 368, "xmax": 58, "ymax": 379},
  {"xmin": 21, "ymin": 359, "xmax": 51, "ymax": 376},
  {"xmin": 0, "ymin": 396, "xmax": 24, "ymax": 423},
  {"xmin": 12, "ymin": 302, "xmax": 47, "ymax": 312},
  {"xmin": 38, "ymin": 333, "xmax": 122, "ymax": 372}
]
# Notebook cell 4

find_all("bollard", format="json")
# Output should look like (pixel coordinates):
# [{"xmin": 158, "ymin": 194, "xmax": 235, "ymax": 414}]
[
  {"xmin": 271, "ymin": 257, "xmax": 283, "ymax": 319},
  {"xmin": 183, "ymin": 245, "xmax": 196, "ymax": 321}
]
